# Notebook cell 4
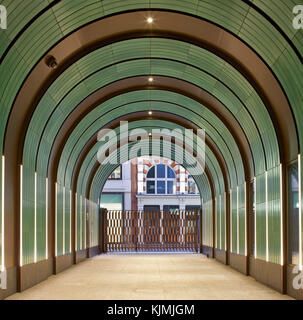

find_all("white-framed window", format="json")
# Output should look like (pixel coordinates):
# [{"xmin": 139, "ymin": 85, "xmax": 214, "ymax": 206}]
[{"xmin": 146, "ymin": 164, "xmax": 176, "ymax": 194}]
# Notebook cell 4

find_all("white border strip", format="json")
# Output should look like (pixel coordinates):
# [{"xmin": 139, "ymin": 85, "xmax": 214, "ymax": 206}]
[
  {"xmin": 70, "ymin": 190, "xmax": 72, "ymax": 253},
  {"xmin": 230, "ymin": 189, "xmax": 233, "ymax": 253},
  {"xmin": 219, "ymin": 194, "xmax": 222, "ymax": 250},
  {"xmin": 254, "ymin": 177, "xmax": 257, "ymax": 259},
  {"xmin": 55, "ymin": 182, "xmax": 58, "ymax": 257},
  {"xmin": 280, "ymin": 164, "xmax": 284, "ymax": 266},
  {"xmin": 46, "ymin": 177, "xmax": 48, "ymax": 260},
  {"xmin": 20, "ymin": 165, "xmax": 23, "ymax": 267},
  {"xmin": 265, "ymin": 171, "xmax": 269, "ymax": 262},
  {"xmin": 1, "ymin": 156, "xmax": 5, "ymax": 271},
  {"xmin": 225, "ymin": 192, "xmax": 227, "ymax": 251},
  {"xmin": 80, "ymin": 195, "xmax": 82, "ymax": 250},
  {"xmin": 84, "ymin": 198, "xmax": 88, "ymax": 249},
  {"xmin": 63, "ymin": 186, "xmax": 65, "ymax": 255},
  {"xmin": 245, "ymin": 182, "xmax": 247, "ymax": 257},
  {"xmin": 237, "ymin": 186, "xmax": 239, "ymax": 255},
  {"xmin": 299, "ymin": 154, "xmax": 302, "ymax": 271},
  {"xmin": 75, "ymin": 193, "xmax": 78, "ymax": 251},
  {"xmin": 34, "ymin": 172, "xmax": 37, "ymax": 263}
]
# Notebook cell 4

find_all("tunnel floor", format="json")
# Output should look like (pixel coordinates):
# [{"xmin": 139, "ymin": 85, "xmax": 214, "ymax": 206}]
[{"xmin": 7, "ymin": 254, "xmax": 292, "ymax": 300}]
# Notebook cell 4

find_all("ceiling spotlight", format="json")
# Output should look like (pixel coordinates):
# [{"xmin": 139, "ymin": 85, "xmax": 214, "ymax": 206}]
[
  {"xmin": 45, "ymin": 55, "xmax": 58, "ymax": 69},
  {"xmin": 149, "ymin": 132, "xmax": 152, "ymax": 136},
  {"xmin": 148, "ymin": 111, "xmax": 153, "ymax": 115},
  {"xmin": 147, "ymin": 17, "xmax": 153, "ymax": 24},
  {"xmin": 148, "ymin": 77, "xmax": 154, "ymax": 82}
]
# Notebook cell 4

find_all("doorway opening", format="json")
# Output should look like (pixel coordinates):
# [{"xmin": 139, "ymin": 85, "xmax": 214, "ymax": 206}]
[{"xmin": 100, "ymin": 156, "xmax": 202, "ymax": 253}]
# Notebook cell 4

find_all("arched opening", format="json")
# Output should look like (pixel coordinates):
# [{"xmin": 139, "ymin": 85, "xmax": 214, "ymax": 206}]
[
  {"xmin": 99, "ymin": 157, "xmax": 202, "ymax": 253},
  {"xmin": 0, "ymin": 2, "xmax": 301, "ymax": 301}
]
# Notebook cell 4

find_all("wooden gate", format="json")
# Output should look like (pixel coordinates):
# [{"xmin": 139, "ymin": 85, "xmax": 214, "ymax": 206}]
[{"xmin": 103, "ymin": 210, "xmax": 200, "ymax": 252}]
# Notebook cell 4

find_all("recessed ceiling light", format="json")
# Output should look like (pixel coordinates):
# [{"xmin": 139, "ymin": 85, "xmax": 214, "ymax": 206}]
[
  {"xmin": 148, "ymin": 111, "xmax": 153, "ymax": 115},
  {"xmin": 148, "ymin": 77, "xmax": 154, "ymax": 82},
  {"xmin": 149, "ymin": 133, "xmax": 152, "ymax": 136},
  {"xmin": 147, "ymin": 17, "xmax": 153, "ymax": 24}
]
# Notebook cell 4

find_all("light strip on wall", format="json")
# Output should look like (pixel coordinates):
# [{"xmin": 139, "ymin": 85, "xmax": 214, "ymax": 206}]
[
  {"xmin": 230, "ymin": 189, "xmax": 233, "ymax": 253},
  {"xmin": 220, "ymin": 194, "xmax": 222, "ymax": 250},
  {"xmin": 237, "ymin": 186, "xmax": 239, "ymax": 255},
  {"xmin": 1, "ymin": 156, "xmax": 5, "ymax": 272},
  {"xmin": 34, "ymin": 172, "xmax": 37, "ymax": 263},
  {"xmin": 225, "ymin": 192, "xmax": 227, "ymax": 251},
  {"xmin": 75, "ymin": 193, "xmax": 77, "ymax": 251},
  {"xmin": 46, "ymin": 177, "xmax": 48, "ymax": 260},
  {"xmin": 70, "ymin": 190, "xmax": 72, "ymax": 253},
  {"xmin": 20, "ymin": 165, "xmax": 23, "ymax": 267},
  {"xmin": 245, "ymin": 182, "xmax": 247, "ymax": 257},
  {"xmin": 63, "ymin": 186, "xmax": 65, "ymax": 255},
  {"xmin": 84, "ymin": 198, "xmax": 87, "ymax": 250},
  {"xmin": 299, "ymin": 154, "xmax": 302, "ymax": 271},
  {"xmin": 280, "ymin": 164, "xmax": 284, "ymax": 266},
  {"xmin": 215, "ymin": 197, "xmax": 218, "ymax": 248},
  {"xmin": 55, "ymin": 182, "xmax": 58, "ymax": 257},
  {"xmin": 80, "ymin": 195, "xmax": 82, "ymax": 250},
  {"xmin": 254, "ymin": 177, "xmax": 257, "ymax": 259},
  {"xmin": 265, "ymin": 171, "xmax": 269, "ymax": 262}
]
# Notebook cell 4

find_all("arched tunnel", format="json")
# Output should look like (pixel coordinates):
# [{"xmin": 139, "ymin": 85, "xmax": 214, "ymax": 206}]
[{"xmin": 0, "ymin": 0, "xmax": 302, "ymax": 300}]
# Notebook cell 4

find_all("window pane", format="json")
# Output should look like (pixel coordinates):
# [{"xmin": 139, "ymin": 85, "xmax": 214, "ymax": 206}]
[
  {"xmin": 288, "ymin": 162, "xmax": 299, "ymax": 265},
  {"xmin": 167, "ymin": 166, "xmax": 175, "ymax": 178},
  {"xmin": 147, "ymin": 181, "xmax": 155, "ymax": 194},
  {"xmin": 157, "ymin": 181, "xmax": 166, "ymax": 194},
  {"xmin": 147, "ymin": 166, "xmax": 155, "ymax": 178},
  {"xmin": 167, "ymin": 181, "xmax": 175, "ymax": 194},
  {"xmin": 163, "ymin": 205, "xmax": 179, "ymax": 213},
  {"xmin": 157, "ymin": 164, "xmax": 165, "ymax": 178},
  {"xmin": 185, "ymin": 205, "xmax": 201, "ymax": 213},
  {"xmin": 100, "ymin": 193, "xmax": 123, "ymax": 210}
]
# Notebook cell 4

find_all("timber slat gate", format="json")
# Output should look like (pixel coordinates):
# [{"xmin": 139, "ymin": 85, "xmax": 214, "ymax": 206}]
[{"xmin": 103, "ymin": 210, "xmax": 200, "ymax": 253}]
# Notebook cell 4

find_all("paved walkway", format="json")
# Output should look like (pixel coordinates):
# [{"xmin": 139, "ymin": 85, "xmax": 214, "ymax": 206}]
[{"xmin": 7, "ymin": 254, "xmax": 292, "ymax": 300}]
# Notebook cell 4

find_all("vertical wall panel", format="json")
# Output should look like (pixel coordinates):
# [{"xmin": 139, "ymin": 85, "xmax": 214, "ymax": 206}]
[
  {"xmin": 56, "ymin": 183, "xmax": 63, "ymax": 256},
  {"xmin": 216, "ymin": 196, "xmax": 220, "ymax": 249},
  {"xmin": 238, "ymin": 183, "xmax": 246, "ymax": 255},
  {"xmin": 231, "ymin": 189, "xmax": 237, "ymax": 253},
  {"xmin": 268, "ymin": 166, "xmax": 281, "ymax": 264},
  {"xmin": 215, "ymin": 194, "xmax": 226, "ymax": 251},
  {"xmin": 64, "ymin": 188, "xmax": 71, "ymax": 253},
  {"xmin": 22, "ymin": 166, "xmax": 35, "ymax": 265},
  {"xmin": 36, "ymin": 173, "xmax": 46, "ymax": 261},
  {"xmin": 89, "ymin": 200, "xmax": 99, "ymax": 248},
  {"xmin": 76, "ymin": 194, "xmax": 86, "ymax": 251},
  {"xmin": 256, "ymin": 173, "xmax": 266, "ymax": 260},
  {"xmin": 202, "ymin": 200, "xmax": 213, "ymax": 247},
  {"xmin": 76, "ymin": 194, "xmax": 82, "ymax": 250}
]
